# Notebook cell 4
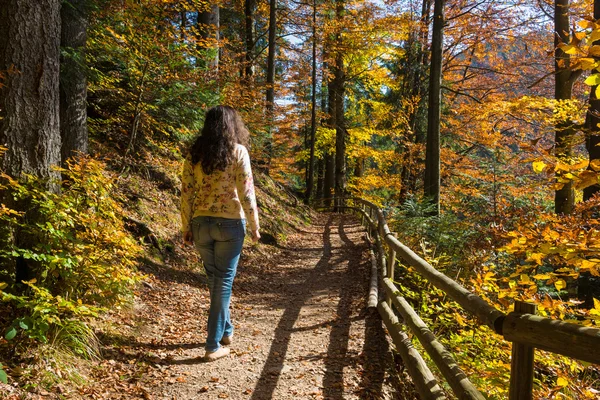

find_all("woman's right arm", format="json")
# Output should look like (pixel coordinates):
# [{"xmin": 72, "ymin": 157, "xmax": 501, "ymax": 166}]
[
  {"xmin": 236, "ymin": 147, "xmax": 260, "ymax": 242},
  {"xmin": 180, "ymin": 157, "xmax": 195, "ymax": 240}
]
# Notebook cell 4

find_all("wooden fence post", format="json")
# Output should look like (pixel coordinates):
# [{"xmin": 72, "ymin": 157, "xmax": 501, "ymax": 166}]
[
  {"xmin": 509, "ymin": 301, "xmax": 537, "ymax": 400},
  {"xmin": 386, "ymin": 245, "xmax": 396, "ymax": 306},
  {"xmin": 360, "ymin": 204, "xmax": 365, "ymax": 226},
  {"xmin": 367, "ymin": 207, "xmax": 372, "ymax": 239}
]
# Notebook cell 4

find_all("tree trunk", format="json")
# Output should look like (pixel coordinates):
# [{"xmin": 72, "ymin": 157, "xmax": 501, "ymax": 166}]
[
  {"xmin": 245, "ymin": 0, "xmax": 255, "ymax": 78},
  {"xmin": 554, "ymin": 0, "xmax": 576, "ymax": 214},
  {"xmin": 125, "ymin": 62, "xmax": 149, "ymax": 156},
  {"xmin": 265, "ymin": 0, "xmax": 277, "ymax": 171},
  {"xmin": 324, "ymin": 51, "xmax": 336, "ymax": 207},
  {"xmin": 180, "ymin": 10, "xmax": 187, "ymax": 41},
  {"xmin": 305, "ymin": 0, "xmax": 318, "ymax": 204},
  {"xmin": 584, "ymin": 0, "xmax": 600, "ymax": 200},
  {"xmin": 60, "ymin": 0, "xmax": 89, "ymax": 166},
  {"xmin": 400, "ymin": 0, "xmax": 430, "ymax": 201},
  {"xmin": 419, "ymin": 0, "xmax": 432, "ymax": 68},
  {"xmin": 197, "ymin": 3, "xmax": 219, "ymax": 70},
  {"xmin": 0, "ymin": 0, "xmax": 62, "ymax": 287},
  {"xmin": 324, "ymin": 153, "xmax": 335, "ymax": 205},
  {"xmin": 399, "ymin": 148, "xmax": 411, "ymax": 200},
  {"xmin": 414, "ymin": 0, "xmax": 430, "ymax": 146},
  {"xmin": 0, "ymin": 0, "xmax": 61, "ymax": 182},
  {"xmin": 333, "ymin": 0, "xmax": 346, "ymax": 205},
  {"xmin": 316, "ymin": 157, "xmax": 325, "ymax": 199},
  {"xmin": 424, "ymin": 0, "xmax": 444, "ymax": 216},
  {"xmin": 333, "ymin": 54, "xmax": 345, "ymax": 202},
  {"xmin": 266, "ymin": 0, "xmax": 276, "ymax": 107},
  {"xmin": 354, "ymin": 158, "xmax": 364, "ymax": 177}
]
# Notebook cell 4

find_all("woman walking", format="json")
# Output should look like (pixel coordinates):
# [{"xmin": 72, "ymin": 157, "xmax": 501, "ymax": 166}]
[{"xmin": 181, "ymin": 105, "xmax": 260, "ymax": 361}]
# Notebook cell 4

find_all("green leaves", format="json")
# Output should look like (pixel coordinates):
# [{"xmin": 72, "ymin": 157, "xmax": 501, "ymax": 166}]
[
  {"xmin": 0, "ymin": 157, "xmax": 141, "ymax": 347},
  {"xmin": 4, "ymin": 327, "xmax": 16, "ymax": 341},
  {"xmin": 0, "ymin": 363, "xmax": 7, "ymax": 384}
]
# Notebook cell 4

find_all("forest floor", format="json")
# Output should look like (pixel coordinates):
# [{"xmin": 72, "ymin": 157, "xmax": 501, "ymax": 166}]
[{"xmin": 76, "ymin": 213, "xmax": 417, "ymax": 400}]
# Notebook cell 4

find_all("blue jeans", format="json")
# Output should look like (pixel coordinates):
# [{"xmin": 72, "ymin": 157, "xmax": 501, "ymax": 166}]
[{"xmin": 191, "ymin": 216, "xmax": 246, "ymax": 352}]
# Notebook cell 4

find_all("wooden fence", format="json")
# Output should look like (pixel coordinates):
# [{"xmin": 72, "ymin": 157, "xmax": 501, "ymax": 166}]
[{"xmin": 318, "ymin": 197, "xmax": 600, "ymax": 400}]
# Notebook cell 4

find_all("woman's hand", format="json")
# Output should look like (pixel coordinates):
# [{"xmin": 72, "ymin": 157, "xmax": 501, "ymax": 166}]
[
  {"xmin": 250, "ymin": 230, "xmax": 260, "ymax": 244},
  {"xmin": 183, "ymin": 231, "xmax": 193, "ymax": 245}
]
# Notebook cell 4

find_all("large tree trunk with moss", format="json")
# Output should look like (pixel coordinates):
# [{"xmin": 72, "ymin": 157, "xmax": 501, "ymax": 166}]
[
  {"xmin": 0, "ymin": 0, "xmax": 61, "ymax": 181},
  {"xmin": 60, "ymin": 0, "xmax": 89, "ymax": 165},
  {"xmin": 0, "ymin": 0, "xmax": 62, "ymax": 286},
  {"xmin": 424, "ymin": 0, "xmax": 444, "ymax": 216}
]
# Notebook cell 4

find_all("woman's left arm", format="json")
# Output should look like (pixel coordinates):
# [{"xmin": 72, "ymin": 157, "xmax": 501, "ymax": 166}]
[{"xmin": 180, "ymin": 157, "xmax": 195, "ymax": 240}]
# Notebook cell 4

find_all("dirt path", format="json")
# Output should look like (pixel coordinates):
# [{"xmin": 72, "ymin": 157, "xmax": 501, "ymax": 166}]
[{"xmin": 90, "ymin": 214, "xmax": 415, "ymax": 400}]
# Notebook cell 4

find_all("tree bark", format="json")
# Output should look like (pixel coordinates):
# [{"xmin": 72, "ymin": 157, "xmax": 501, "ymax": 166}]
[
  {"xmin": 197, "ymin": 3, "xmax": 219, "ymax": 70},
  {"xmin": 584, "ymin": 0, "xmax": 600, "ymax": 200},
  {"xmin": 400, "ymin": 0, "xmax": 430, "ymax": 201},
  {"xmin": 424, "ymin": 0, "xmax": 444, "ymax": 216},
  {"xmin": 414, "ymin": 0, "xmax": 430, "ymax": 146},
  {"xmin": 0, "ymin": 0, "xmax": 62, "ymax": 286},
  {"xmin": 333, "ymin": 55, "xmax": 345, "ymax": 202},
  {"xmin": 305, "ymin": 0, "xmax": 318, "ymax": 204},
  {"xmin": 324, "ymin": 153, "xmax": 335, "ymax": 204},
  {"xmin": 0, "ymin": 0, "xmax": 61, "ymax": 182},
  {"xmin": 324, "ymin": 52, "xmax": 336, "ymax": 207},
  {"xmin": 265, "ymin": 0, "xmax": 277, "ymax": 171},
  {"xmin": 266, "ymin": 0, "xmax": 276, "ymax": 108},
  {"xmin": 60, "ymin": 0, "xmax": 89, "ymax": 166},
  {"xmin": 316, "ymin": 157, "xmax": 325, "ymax": 199},
  {"xmin": 554, "ymin": 0, "xmax": 576, "ymax": 214},
  {"xmin": 245, "ymin": 0, "xmax": 255, "ymax": 78},
  {"xmin": 333, "ymin": 0, "xmax": 346, "ymax": 204},
  {"xmin": 354, "ymin": 158, "xmax": 364, "ymax": 177},
  {"xmin": 180, "ymin": 10, "xmax": 187, "ymax": 41}
]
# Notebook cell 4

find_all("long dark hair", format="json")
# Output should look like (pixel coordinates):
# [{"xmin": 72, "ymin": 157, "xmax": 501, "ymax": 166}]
[{"xmin": 189, "ymin": 106, "xmax": 250, "ymax": 175}]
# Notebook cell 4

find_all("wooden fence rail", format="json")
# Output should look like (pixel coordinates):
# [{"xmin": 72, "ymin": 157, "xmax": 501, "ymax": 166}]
[{"xmin": 316, "ymin": 197, "xmax": 600, "ymax": 400}]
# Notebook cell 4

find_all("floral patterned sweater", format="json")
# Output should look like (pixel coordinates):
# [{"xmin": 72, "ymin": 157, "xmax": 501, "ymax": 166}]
[{"xmin": 180, "ymin": 144, "xmax": 260, "ymax": 233}]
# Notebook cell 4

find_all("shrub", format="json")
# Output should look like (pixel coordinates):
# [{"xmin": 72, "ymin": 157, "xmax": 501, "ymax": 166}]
[{"xmin": 0, "ymin": 156, "xmax": 142, "ymax": 350}]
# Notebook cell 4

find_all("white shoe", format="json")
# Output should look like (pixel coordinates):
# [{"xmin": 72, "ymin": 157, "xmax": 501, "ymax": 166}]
[
  {"xmin": 221, "ymin": 334, "xmax": 233, "ymax": 345},
  {"xmin": 204, "ymin": 347, "xmax": 230, "ymax": 362}
]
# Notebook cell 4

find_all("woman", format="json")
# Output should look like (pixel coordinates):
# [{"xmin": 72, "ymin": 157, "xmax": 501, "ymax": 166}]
[{"xmin": 181, "ymin": 105, "xmax": 260, "ymax": 362}]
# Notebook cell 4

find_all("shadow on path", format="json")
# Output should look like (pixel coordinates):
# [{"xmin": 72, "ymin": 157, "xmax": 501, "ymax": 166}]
[
  {"xmin": 250, "ymin": 215, "xmax": 335, "ymax": 400},
  {"xmin": 321, "ymin": 217, "xmax": 363, "ymax": 399},
  {"xmin": 250, "ymin": 214, "xmax": 377, "ymax": 400},
  {"xmin": 358, "ymin": 308, "xmax": 388, "ymax": 399}
]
